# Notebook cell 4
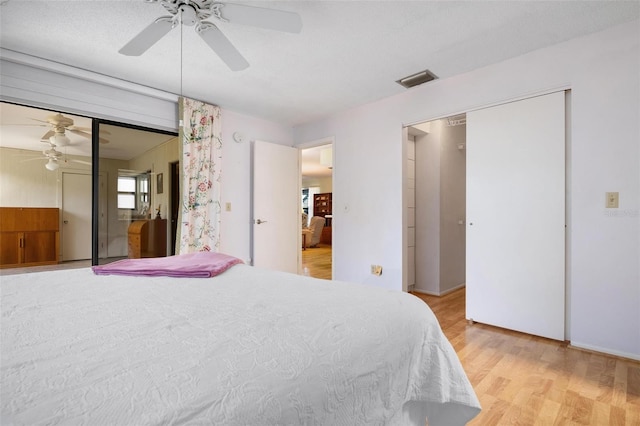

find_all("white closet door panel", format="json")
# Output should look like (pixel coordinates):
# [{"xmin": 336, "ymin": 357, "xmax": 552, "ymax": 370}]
[{"xmin": 466, "ymin": 92, "xmax": 565, "ymax": 341}]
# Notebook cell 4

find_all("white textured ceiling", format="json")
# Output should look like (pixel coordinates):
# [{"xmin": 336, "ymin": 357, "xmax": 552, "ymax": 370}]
[{"xmin": 1, "ymin": 1, "xmax": 638, "ymax": 127}]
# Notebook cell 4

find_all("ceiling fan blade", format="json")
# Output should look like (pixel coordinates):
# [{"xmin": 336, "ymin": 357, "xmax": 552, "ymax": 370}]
[
  {"xmin": 197, "ymin": 22, "xmax": 249, "ymax": 71},
  {"xmin": 29, "ymin": 118, "xmax": 51, "ymax": 125},
  {"xmin": 70, "ymin": 159, "xmax": 92, "ymax": 166},
  {"xmin": 213, "ymin": 3, "xmax": 302, "ymax": 33},
  {"xmin": 68, "ymin": 128, "xmax": 91, "ymax": 139},
  {"xmin": 119, "ymin": 16, "xmax": 175, "ymax": 56},
  {"xmin": 5, "ymin": 122, "xmax": 48, "ymax": 127},
  {"xmin": 41, "ymin": 130, "xmax": 55, "ymax": 140},
  {"xmin": 73, "ymin": 126, "xmax": 111, "ymax": 135},
  {"xmin": 67, "ymin": 128, "xmax": 110, "ymax": 144},
  {"xmin": 20, "ymin": 157, "xmax": 47, "ymax": 163}
]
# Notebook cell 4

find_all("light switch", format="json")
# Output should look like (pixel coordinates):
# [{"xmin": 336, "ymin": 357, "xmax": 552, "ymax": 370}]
[
  {"xmin": 225, "ymin": 202, "xmax": 232, "ymax": 212},
  {"xmin": 605, "ymin": 192, "xmax": 619, "ymax": 208}
]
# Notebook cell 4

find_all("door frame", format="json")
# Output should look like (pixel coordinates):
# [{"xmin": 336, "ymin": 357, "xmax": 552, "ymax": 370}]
[
  {"xmin": 169, "ymin": 161, "xmax": 180, "ymax": 256},
  {"xmin": 57, "ymin": 169, "xmax": 93, "ymax": 261}
]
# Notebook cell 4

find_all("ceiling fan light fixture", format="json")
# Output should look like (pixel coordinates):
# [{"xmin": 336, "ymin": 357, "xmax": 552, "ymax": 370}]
[
  {"xmin": 50, "ymin": 133, "xmax": 70, "ymax": 147},
  {"xmin": 45, "ymin": 158, "xmax": 59, "ymax": 171}
]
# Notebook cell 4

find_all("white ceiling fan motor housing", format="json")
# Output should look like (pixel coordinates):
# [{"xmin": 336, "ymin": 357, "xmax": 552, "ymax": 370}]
[{"xmin": 178, "ymin": 4, "xmax": 198, "ymax": 26}]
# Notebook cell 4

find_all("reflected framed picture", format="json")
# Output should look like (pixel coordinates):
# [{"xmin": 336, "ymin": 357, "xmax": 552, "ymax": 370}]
[{"xmin": 156, "ymin": 173, "xmax": 163, "ymax": 194}]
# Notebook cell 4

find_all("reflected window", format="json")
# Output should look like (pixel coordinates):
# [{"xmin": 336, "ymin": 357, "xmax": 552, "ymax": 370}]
[
  {"xmin": 117, "ymin": 176, "xmax": 136, "ymax": 209},
  {"xmin": 117, "ymin": 170, "xmax": 150, "ymax": 216}
]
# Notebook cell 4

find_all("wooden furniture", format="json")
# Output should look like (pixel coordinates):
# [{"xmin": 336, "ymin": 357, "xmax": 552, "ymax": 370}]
[
  {"xmin": 313, "ymin": 193, "xmax": 332, "ymax": 218},
  {"xmin": 0, "ymin": 207, "xmax": 59, "ymax": 269},
  {"xmin": 128, "ymin": 219, "xmax": 167, "ymax": 259},
  {"xmin": 321, "ymin": 224, "xmax": 332, "ymax": 245},
  {"xmin": 313, "ymin": 193, "xmax": 332, "ymax": 245}
]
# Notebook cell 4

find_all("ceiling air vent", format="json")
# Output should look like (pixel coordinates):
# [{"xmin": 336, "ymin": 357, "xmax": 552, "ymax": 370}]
[{"xmin": 396, "ymin": 69, "xmax": 438, "ymax": 89}]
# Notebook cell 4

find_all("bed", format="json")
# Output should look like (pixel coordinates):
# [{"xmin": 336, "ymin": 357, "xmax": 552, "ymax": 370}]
[{"xmin": 1, "ymin": 255, "xmax": 480, "ymax": 425}]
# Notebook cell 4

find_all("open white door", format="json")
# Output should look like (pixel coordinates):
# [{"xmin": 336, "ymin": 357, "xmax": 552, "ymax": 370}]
[
  {"xmin": 252, "ymin": 140, "xmax": 299, "ymax": 273},
  {"xmin": 466, "ymin": 91, "xmax": 565, "ymax": 341},
  {"xmin": 61, "ymin": 171, "xmax": 92, "ymax": 261}
]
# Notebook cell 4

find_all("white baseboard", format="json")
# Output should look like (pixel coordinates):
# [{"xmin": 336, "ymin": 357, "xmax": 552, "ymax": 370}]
[
  {"xmin": 569, "ymin": 341, "xmax": 640, "ymax": 362},
  {"xmin": 412, "ymin": 283, "xmax": 466, "ymax": 297}
]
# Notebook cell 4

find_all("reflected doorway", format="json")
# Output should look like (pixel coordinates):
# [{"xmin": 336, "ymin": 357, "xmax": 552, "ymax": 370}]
[{"xmin": 170, "ymin": 161, "xmax": 180, "ymax": 255}]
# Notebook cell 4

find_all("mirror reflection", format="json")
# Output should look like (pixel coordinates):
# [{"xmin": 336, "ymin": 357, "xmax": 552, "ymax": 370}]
[{"xmin": 0, "ymin": 102, "xmax": 178, "ymax": 271}]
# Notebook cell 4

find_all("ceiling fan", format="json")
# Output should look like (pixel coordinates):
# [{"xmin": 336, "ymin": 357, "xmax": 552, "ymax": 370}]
[
  {"xmin": 119, "ymin": 0, "xmax": 303, "ymax": 71},
  {"xmin": 26, "ymin": 113, "xmax": 109, "ymax": 146}
]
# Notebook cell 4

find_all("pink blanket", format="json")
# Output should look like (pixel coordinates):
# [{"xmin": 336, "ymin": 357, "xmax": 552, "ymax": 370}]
[{"xmin": 92, "ymin": 252, "xmax": 243, "ymax": 278}]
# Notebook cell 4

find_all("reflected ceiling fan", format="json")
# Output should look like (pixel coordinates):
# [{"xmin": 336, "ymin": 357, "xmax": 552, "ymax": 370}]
[
  {"xmin": 21, "ymin": 139, "xmax": 92, "ymax": 171},
  {"xmin": 119, "ymin": 0, "xmax": 303, "ymax": 71},
  {"xmin": 24, "ymin": 113, "xmax": 110, "ymax": 146}
]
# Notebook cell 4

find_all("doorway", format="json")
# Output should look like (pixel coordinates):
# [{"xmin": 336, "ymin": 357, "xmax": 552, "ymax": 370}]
[
  {"xmin": 170, "ymin": 161, "xmax": 180, "ymax": 255},
  {"xmin": 61, "ymin": 171, "xmax": 92, "ymax": 261},
  {"xmin": 300, "ymin": 143, "xmax": 333, "ymax": 279},
  {"xmin": 407, "ymin": 116, "xmax": 467, "ymax": 296}
]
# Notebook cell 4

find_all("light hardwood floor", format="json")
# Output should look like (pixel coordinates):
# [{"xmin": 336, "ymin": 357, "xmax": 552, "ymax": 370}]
[
  {"xmin": 412, "ymin": 289, "xmax": 640, "ymax": 425},
  {"xmin": 301, "ymin": 243, "xmax": 332, "ymax": 280}
]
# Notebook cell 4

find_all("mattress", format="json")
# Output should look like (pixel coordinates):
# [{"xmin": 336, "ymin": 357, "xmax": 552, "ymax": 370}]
[{"xmin": 1, "ymin": 264, "xmax": 480, "ymax": 425}]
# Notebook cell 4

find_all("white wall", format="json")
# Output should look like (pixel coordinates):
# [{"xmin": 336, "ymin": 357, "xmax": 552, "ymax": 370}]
[
  {"xmin": 415, "ymin": 125, "xmax": 441, "ymax": 294},
  {"xmin": 406, "ymin": 136, "xmax": 415, "ymax": 289},
  {"xmin": 0, "ymin": 147, "xmax": 59, "ymax": 207},
  {"xmin": 302, "ymin": 176, "xmax": 332, "ymax": 193},
  {"xmin": 294, "ymin": 20, "xmax": 640, "ymax": 360},
  {"xmin": 439, "ymin": 121, "xmax": 466, "ymax": 293}
]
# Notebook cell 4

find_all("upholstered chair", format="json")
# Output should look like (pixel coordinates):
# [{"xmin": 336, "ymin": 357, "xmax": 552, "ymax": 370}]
[{"xmin": 308, "ymin": 216, "xmax": 326, "ymax": 247}]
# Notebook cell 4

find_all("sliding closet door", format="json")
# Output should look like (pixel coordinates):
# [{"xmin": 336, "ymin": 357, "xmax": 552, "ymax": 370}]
[{"xmin": 466, "ymin": 92, "xmax": 565, "ymax": 341}]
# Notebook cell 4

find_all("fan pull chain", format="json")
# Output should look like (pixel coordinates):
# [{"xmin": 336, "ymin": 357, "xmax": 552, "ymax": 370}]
[
  {"xmin": 180, "ymin": 6, "xmax": 183, "ymax": 98},
  {"xmin": 179, "ymin": 6, "xmax": 184, "ymax": 129}
]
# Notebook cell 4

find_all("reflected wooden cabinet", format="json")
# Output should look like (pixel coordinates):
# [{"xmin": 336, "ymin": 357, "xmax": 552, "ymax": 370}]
[
  {"xmin": 128, "ymin": 219, "xmax": 167, "ymax": 258},
  {"xmin": 0, "ymin": 207, "xmax": 59, "ymax": 268}
]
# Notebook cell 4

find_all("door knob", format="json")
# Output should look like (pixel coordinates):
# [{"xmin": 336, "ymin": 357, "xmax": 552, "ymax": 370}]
[
  {"xmin": 256, "ymin": 219, "xmax": 267, "ymax": 224},
  {"xmin": 63, "ymin": 220, "xmax": 69, "ymax": 224}
]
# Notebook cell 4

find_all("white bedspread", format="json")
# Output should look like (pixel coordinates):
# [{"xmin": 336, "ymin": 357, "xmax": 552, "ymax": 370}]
[{"xmin": 1, "ymin": 265, "xmax": 480, "ymax": 425}]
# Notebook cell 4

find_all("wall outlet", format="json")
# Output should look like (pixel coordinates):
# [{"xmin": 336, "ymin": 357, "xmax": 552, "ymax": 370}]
[
  {"xmin": 371, "ymin": 265, "xmax": 383, "ymax": 276},
  {"xmin": 605, "ymin": 192, "xmax": 619, "ymax": 208}
]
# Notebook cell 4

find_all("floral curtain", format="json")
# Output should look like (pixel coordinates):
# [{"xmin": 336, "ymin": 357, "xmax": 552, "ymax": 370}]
[{"xmin": 177, "ymin": 97, "xmax": 222, "ymax": 253}]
